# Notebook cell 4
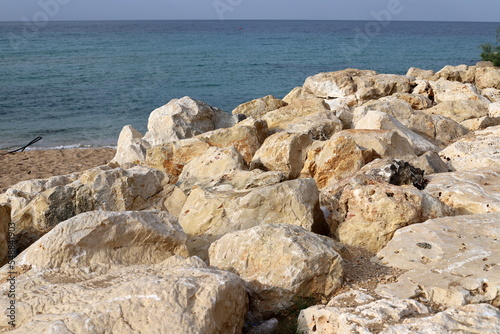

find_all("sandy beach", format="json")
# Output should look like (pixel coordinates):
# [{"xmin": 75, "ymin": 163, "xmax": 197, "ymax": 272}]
[{"xmin": 0, "ymin": 147, "xmax": 116, "ymax": 193}]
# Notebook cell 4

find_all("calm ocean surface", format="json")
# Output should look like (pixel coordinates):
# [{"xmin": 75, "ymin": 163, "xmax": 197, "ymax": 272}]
[{"xmin": 0, "ymin": 20, "xmax": 498, "ymax": 149}]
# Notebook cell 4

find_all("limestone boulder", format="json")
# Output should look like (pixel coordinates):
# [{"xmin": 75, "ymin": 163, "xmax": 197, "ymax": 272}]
[
  {"xmin": 14, "ymin": 211, "xmax": 188, "ymax": 271},
  {"xmin": 353, "ymin": 97, "xmax": 415, "ymax": 126},
  {"xmin": 425, "ymin": 168, "xmax": 500, "ymax": 215},
  {"xmin": 489, "ymin": 102, "xmax": 500, "ymax": 117},
  {"xmin": 376, "ymin": 213, "xmax": 500, "ymax": 307},
  {"xmin": 354, "ymin": 110, "xmax": 440, "ymax": 155},
  {"xmin": 434, "ymin": 64, "xmax": 469, "ymax": 82},
  {"xmin": 429, "ymin": 78, "xmax": 489, "ymax": 103},
  {"xmin": 474, "ymin": 66, "xmax": 500, "ymax": 89},
  {"xmin": 284, "ymin": 111, "xmax": 343, "ymax": 140},
  {"xmin": 196, "ymin": 118, "xmax": 269, "ymax": 163},
  {"xmin": 339, "ymin": 129, "xmax": 417, "ymax": 161},
  {"xmin": 179, "ymin": 178, "xmax": 328, "ymax": 259},
  {"xmin": 460, "ymin": 116, "xmax": 500, "ymax": 131},
  {"xmin": 412, "ymin": 79, "xmax": 434, "ymax": 101},
  {"xmin": 282, "ymin": 86, "xmax": 317, "ymax": 104},
  {"xmin": 163, "ymin": 185, "xmax": 188, "ymax": 217},
  {"xmin": 12, "ymin": 165, "xmax": 167, "ymax": 251},
  {"xmin": 0, "ymin": 257, "xmax": 248, "ymax": 333},
  {"xmin": 354, "ymin": 74, "xmax": 411, "ymax": 101},
  {"xmin": 334, "ymin": 182, "xmax": 455, "ymax": 252},
  {"xmin": 0, "ymin": 204, "xmax": 10, "ymax": 266},
  {"xmin": 482, "ymin": 88, "xmax": 500, "ymax": 102},
  {"xmin": 391, "ymin": 92, "xmax": 433, "ymax": 110},
  {"xmin": 303, "ymin": 68, "xmax": 377, "ymax": 99},
  {"xmin": 300, "ymin": 133, "xmax": 365, "ymax": 189},
  {"xmin": 177, "ymin": 146, "xmax": 246, "ymax": 192},
  {"xmin": 423, "ymin": 100, "xmax": 490, "ymax": 123},
  {"xmin": 409, "ymin": 151, "xmax": 449, "ymax": 175},
  {"xmin": 112, "ymin": 125, "xmax": 150, "ymax": 165},
  {"xmin": 406, "ymin": 112, "xmax": 469, "ymax": 147},
  {"xmin": 231, "ymin": 95, "xmax": 287, "ymax": 118},
  {"xmin": 439, "ymin": 125, "xmax": 500, "ymax": 171},
  {"xmin": 209, "ymin": 224, "xmax": 344, "ymax": 316},
  {"xmin": 145, "ymin": 138, "xmax": 211, "ymax": 182},
  {"xmin": 298, "ymin": 290, "xmax": 500, "ymax": 334},
  {"xmin": 250, "ymin": 132, "xmax": 312, "ymax": 179},
  {"xmin": 406, "ymin": 67, "xmax": 435, "ymax": 80},
  {"xmin": 8, "ymin": 173, "xmax": 79, "ymax": 195},
  {"xmin": 143, "ymin": 96, "xmax": 235, "ymax": 146}
]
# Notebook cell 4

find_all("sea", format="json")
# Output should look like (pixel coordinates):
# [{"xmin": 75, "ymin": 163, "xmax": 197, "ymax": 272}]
[{"xmin": 0, "ymin": 20, "xmax": 498, "ymax": 150}]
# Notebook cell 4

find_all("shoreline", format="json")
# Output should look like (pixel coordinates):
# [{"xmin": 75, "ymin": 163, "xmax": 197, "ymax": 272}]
[{"xmin": 0, "ymin": 147, "xmax": 116, "ymax": 194}]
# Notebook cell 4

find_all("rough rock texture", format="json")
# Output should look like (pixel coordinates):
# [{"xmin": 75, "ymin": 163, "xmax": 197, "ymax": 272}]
[
  {"xmin": 0, "ymin": 204, "xmax": 10, "ymax": 266},
  {"xmin": 439, "ymin": 125, "xmax": 500, "ymax": 171},
  {"xmin": 483, "ymin": 88, "xmax": 500, "ymax": 103},
  {"xmin": 354, "ymin": 74, "xmax": 411, "ymax": 101},
  {"xmin": 143, "ymin": 96, "xmax": 233, "ymax": 146},
  {"xmin": 340, "ymin": 129, "xmax": 417, "ymax": 161},
  {"xmin": 177, "ymin": 146, "xmax": 246, "ymax": 192},
  {"xmin": 354, "ymin": 110, "xmax": 440, "ymax": 155},
  {"xmin": 406, "ymin": 67, "xmax": 435, "ymax": 80},
  {"xmin": 434, "ymin": 64, "xmax": 469, "ymax": 82},
  {"xmin": 231, "ymin": 95, "xmax": 287, "ymax": 118},
  {"xmin": 303, "ymin": 69, "xmax": 377, "ymax": 99},
  {"xmin": 376, "ymin": 213, "xmax": 500, "ymax": 307},
  {"xmin": 474, "ymin": 66, "xmax": 500, "ymax": 89},
  {"xmin": 460, "ymin": 116, "xmax": 500, "ymax": 131},
  {"xmin": 12, "ymin": 165, "xmax": 167, "ymax": 251},
  {"xmin": 489, "ymin": 102, "xmax": 500, "ymax": 117},
  {"xmin": 406, "ymin": 111, "xmax": 469, "ymax": 147},
  {"xmin": 179, "ymin": 178, "xmax": 328, "ymax": 260},
  {"xmin": 112, "ymin": 125, "xmax": 150, "ymax": 165},
  {"xmin": 282, "ymin": 86, "xmax": 318, "ymax": 104},
  {"xmin": 298, "ymin": 290, "xmax": 500, "ymax": 334},
  {"xmin": 424, "ymin": 100, "xmax": 490, "ymax": 123},
  {"xmin": 300, "ymin": 133, "xmax": 365, "ymax": 189},
  {"xmin": 250, "ymin": 132, "xmax": 312, "ymax": 179},
  {"xmin": 209, "ymin": 224, "xmax": 344, "ymax": 316},
  {"xmin": 409, "ymin": 151, "xmax": 450, "ymax": 175},
  {"xmin": 0, "ymin": 257, "xmax": 248, "ymax": 334},
  {"xmin": 353, "ymin": 97, "xmax": 415, "ymax": 127},
  {"xmin": 391, "ymin": 92, "xmax": 433, "ymax": 110},
  {"xmin": 412, "ymin": 79, "xmax": 435, "ymax": 100},
  {"xmin": 14, "ymin": 211, "xmax": 188, "ymax": 270},
  {"xmin": 334, "ymin": 182, "xmax": 454, "ymax": 252},
  {"xmin": 355, "ymin": 159, "xmax": 428, "ymax": 190},
  {"xmin": 425, "ymin": 168, "xmax": 500, "ymax": 215},
  {"xmin": 429, "ymin": 78, "xmax": 489, "ymax": 103}
]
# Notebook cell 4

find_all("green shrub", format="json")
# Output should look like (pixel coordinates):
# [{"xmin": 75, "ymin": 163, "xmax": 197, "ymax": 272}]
[{"xmin": 480, "ymin": 25, "xmax": 500, "ymax": 67}]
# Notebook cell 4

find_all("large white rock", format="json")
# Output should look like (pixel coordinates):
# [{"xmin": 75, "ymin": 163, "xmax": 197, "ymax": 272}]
[
  {"xmin": 231, "ymin": 95, "xmax": 287, "ymax": 118},
  {"xmin": 474, "ymin": 66, "xmax": 500, "ymax": 89},
  {"xmin": 354, "ymin": 74, "xmax": 411, "ymax": 101},
  {"xmin": 143, "ymin": 96, "xmax": 234, "ymax": 146},
  {"xmin": 13, "ymin": 211, "xmax": 188, "ymax": 271},
  {"xmin": 353, "ymin": 97, "xmax": 415, "ymax": 126},
  {"xmin": 112, "ymin": 125, "xmax": 151, "ymax": 165},
  {"xmin": 209, "ymin": 224, "xmax": 344, "ymax": 316},
  {"xmin": 354, "ymin": 110, "xmax": 440, "ymax": 156},
  {"xmin": 489, "ymin": 102, "xmax": 500, "ymax": 117},
  {"xmin": 298, "ymin": 290, "xmax": 500, "ymax": 334},
  {"xmin": 179, "ymin": 178, "xmax": 328, "ymax": 260},
  {"xmin": 429, "ymin": 78, "xmax": 489, "ymax": 103},
  {"xmin": 376, "ymin": 213, "xmax": 500, "ymax": 307},
  {"xmin": 439, "ymin": 125, "xmax": 500, "ymax": 171},
  {"xmin": 434, "ymin": 64, "xmax": 469, "ymax": 82},
  {"xmin": 423, "ymin": 100, "xmax": 490, "ymax": 123},
  {"xmin": 406, "ymin": 67, "xmax": 435, "ymax": 80},
  {"xmin": 424, "ymin": 168, "xmax": 500, "ymax": 215},
  {"xmin": 303, "ymin": 69, "xmax": 377, "ymax": 99},
  {"xmin": 0, "ymin": 257, "xmax": 248, "ymax": 333},
  {"xmin": 251, "ymin": 132, "xmax": 313, "ymax": 179}
]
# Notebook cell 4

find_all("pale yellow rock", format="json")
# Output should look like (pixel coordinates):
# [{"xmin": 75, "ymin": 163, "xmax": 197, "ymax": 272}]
[
  {"xmin": 0, "ymin": 204, "xmax": 10, "ymax": 266},
  {"xmin": 231, "ymin": 95, "xmax": 287, "ymax": 118},
  {"xmin": 391, "ymin": 92, "xmax": 433, "ymax": 110},
  {"xmin": 112, "ymin": 125, "xmax": 150, "ymax": 165},
  {"xmin": 354, "ymin": 74, "xmax": 411, "ymax": 101},
  {"xmin": 14, "ymin": 211, "xmax": 188, "ymax": 271},
  {"xmin": 354, "ymin": 110, "xmax": 440, "ymax": 156},
  {"xmin": 353, "ymin": 97, "xmax": 415, "ymax": 126},
  {"xmin": 163, "ymin": 186, "xmax": 187, "ymax": 217},
  {"xmin": 412, "ymin": 79, "xmax": 434, "ymax": 100},
  {"xmin": 423, "ymin": 100, "xmax": 490, "ymax": 123},
  {"xmin": 376, "ymin": 213, "xmax": 500, "ymax": 307},
  {"xmin": 251, "ymin": 132, "xmax": 313, "ymax": 179},
  {"xmin": 474, "ymin": 67, "xmax": 500, "ymax": 89},
  {"xmin": 0, "ymin": 257, "xmax": 248, "ymax": 333},
  {"xmin": 177, "ymin": 146, "xmax": 246, "ymax": 192},
  {"xmin": 282, "ymin": 86, "xmax": 318, "ymax": 104},
  {"xmin": 434, "ymin": 64, "xmax": 469, "ymax": 82},
  {"xmin": 482, "ymin": 88, "xmax": 500, "ymax": 102},
  {"xmin": 179, "ymin": 178, "xmax": 328, "ymax": 260},
  {"xmin": 303, "ymin": 68, "xmax": 377, "ymax": 99},
  {"xmin": 406, "ymin": 67, "xmax": 435, "ymax": 80},
  {"xmin": 145, "ymin": 138, "xmax": 211, "ymax": 181},
  {"xmin": 298, "ymin": 291, "xmax": 500, "ymax": 334},
  {"xmin": 439, "ymin": 125, "xmax": 500, "ymax": 171},
  {"xmin": 409, "ymin": 151, "xmax": 449, "ymax": 175},
  {"xmin": 489, "ymin": 102, "xmax": 500, "ymax": 117},
  {"xmin": 407, "ymin": 112, "xmax": 469, "ymax": 147},
  {"xmin": 335, "ymin": 182, "xmax": 455, "ymax": 252},
  {"xmin": 209, "ymin": 224, "xmax": 344, "ymax": 316},
  {"xmin": 425, "ymin": 168, "xmax": 500, "ymax": 215},
  {"xmin": 429, "ymin": 78, "xmax": 489, "ymax": 103},
  {"xmin": 300, "ymin": 133, "xmax": 365, "ymax": 189},
  {"xmin": 460, "ymin": 116, "xmax": 500, "ymax": 131}
]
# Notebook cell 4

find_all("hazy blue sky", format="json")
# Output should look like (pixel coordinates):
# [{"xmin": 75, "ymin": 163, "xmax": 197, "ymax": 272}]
[{"xmin": 1, "ymin": 0, "xmax": 499, "ymax": 22}]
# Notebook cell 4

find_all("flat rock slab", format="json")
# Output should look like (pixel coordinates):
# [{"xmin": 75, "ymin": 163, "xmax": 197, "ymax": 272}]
[
  {"xmin": 425, "ymin": 168, "xmax": 500, "ymax": 215},
  {"xmin": 376, "ymin": 213, "xmax": 500, "ymax": 307}
]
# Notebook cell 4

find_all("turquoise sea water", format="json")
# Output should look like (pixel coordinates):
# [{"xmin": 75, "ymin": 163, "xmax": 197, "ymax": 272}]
[{"xmin": 0, "ymin": 20, "xmax": 498, "ymax": 149}]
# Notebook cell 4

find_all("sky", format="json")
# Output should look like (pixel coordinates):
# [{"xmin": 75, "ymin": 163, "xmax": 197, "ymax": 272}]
[{"xmin": 0, "ymin": 0, "xmax": 499, "ymax": 22}]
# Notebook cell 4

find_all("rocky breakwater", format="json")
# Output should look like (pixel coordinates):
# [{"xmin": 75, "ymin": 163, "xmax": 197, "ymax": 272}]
[{"xmin": 1, "ymin": 62, "xmax": 500, "ymax": 333}]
